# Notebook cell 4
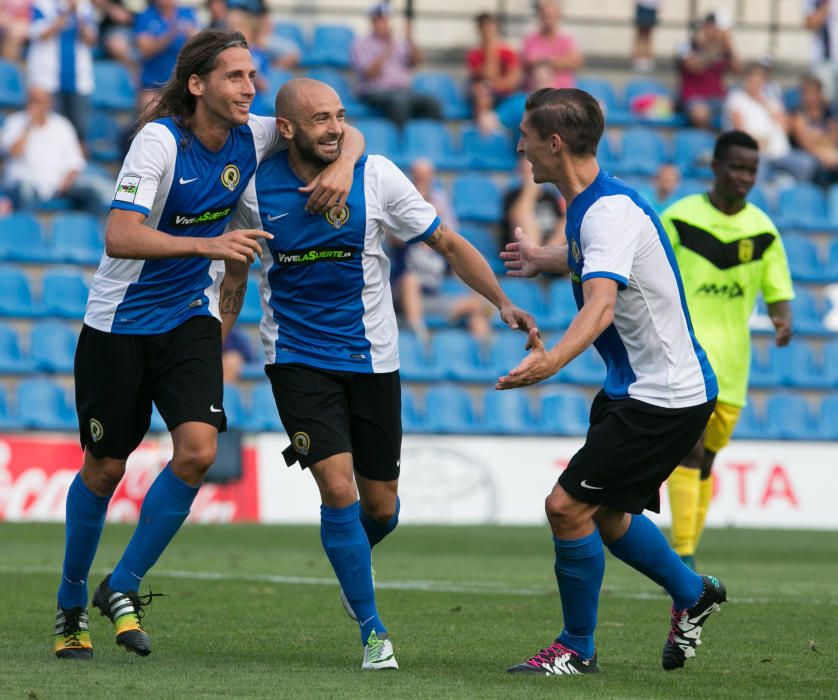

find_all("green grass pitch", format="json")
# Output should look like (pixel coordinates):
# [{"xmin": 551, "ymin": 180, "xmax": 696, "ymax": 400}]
[{"xmin": 1, "ymin": 522, "xmax": 836, "ymax": 699}]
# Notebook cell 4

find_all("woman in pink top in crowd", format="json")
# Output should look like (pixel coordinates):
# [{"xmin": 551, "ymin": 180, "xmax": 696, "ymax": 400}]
[{"xmin": 521, "ymin": 0, "xmax": 583, "ymax": 90}]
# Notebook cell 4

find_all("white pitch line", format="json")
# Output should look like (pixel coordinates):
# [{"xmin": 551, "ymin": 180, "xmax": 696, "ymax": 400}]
[{"xmin": 1, "ymin": 564, "xmax": 836, "ymax": 606}]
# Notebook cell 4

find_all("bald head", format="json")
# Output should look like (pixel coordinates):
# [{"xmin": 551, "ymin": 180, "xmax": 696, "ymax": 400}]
[{"xmin": 274, "ymin": 77, "xmax": 341, "ymax": 122}]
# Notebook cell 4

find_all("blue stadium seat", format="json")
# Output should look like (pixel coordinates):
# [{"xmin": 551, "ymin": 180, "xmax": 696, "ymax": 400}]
[
  {"xmin": 486, "ymin": 331, "xmax": 531, "ymax": 378},
  {"xmin": 305, "ymin": 67, "xmax": 372, "ymax": 118},
  {"xmin": 458, "ymin": 225, "xmax": 504, "ymax": 274},
  {"xmin": 538, "ymin": 387, "xmax": 590, "ymax": 436},
  {"xmin": 770, "ymin": 342, "xmax": 824, "ymax": 388},
  {"xmin": 452, "ymin": 174, "xmax": 501, "ymax": 222},
  {"xmin": 272, "ymin": 22, "xmax": 307, "ymax": 55},
  {"xmin": 482, "ymin": 389, "xmax": 537, "ymax": 435},
  {"xmin": 398, "ymin": 330, "xmax": 444, "ymax": 381},
  {"xmin": 615, "ymin": 127, "xmax": 667, "ymax": 176},
  {"xmin": 763, "ymin": 393, "xmax": 820, "ymax": 440},
  {"xmin": 412, "ymin": 71, "xmax": 470, "ymax": 120},
  {"xmin": 673, "ymin": 129, "xmax": 716, "ymax": 179},
  {"xmin": 308, "ymin": 24, "xmax": 355, "ymax": 68},
  {"xmin": 51, "ymin": 213, "xmax": 103, "ymax": 264},
  {"xmin": 0, "ymin": 266, "xmax": 42, "ymax": 317},
  {"xmin": 748, "ymin": 345, "xmax": 781, "ymax": 388},
  {"xmin": 424, "ymin": 384, "xmax": 478, "ymax": 433},
  {"xmin": 30, "ymin": 321, "xmax": 77, "ymax": 373},
  {"xmin": 17, "ymin": 378, "xmax": 76, "ymax": 430},
  {"xmin": 822, "ymin": 340, "xmax": 838, "ymax": 387},
  {"xmin": 0, "ymin": 59, "xmax": 25, "ymax": 108},
  {"xmin": 495, "ymin": 278, "xmax": 546, "ymax": 325},
  {"xmin": 732, "ymin": 401, "xmax": 768, "ymax": 439},
  {"xmin": 597, "ymin": 133, "xmax": 618, "ymax": 170},
  {"xmin": 461, "ymin": 127, "xmax": 516, "ymax": 170},
  {"xmin": 239, "ymin": 276, "xmax": 263, "ymax": 324},
  {"xmin": 246, "ymin": 382, "xmax": 284, "ymax": 431},
  {"xmin": 42, "ymin": 270, "xmax": 89, "ymax": 318},
  {"xmin": 776, "ymin": 183, "xmax": 830, "ymax": 230},
  {"xmin": 354, "ymin": 118, "xmax": 401, "ymax": 160},
  {"xmin": 91, "ymin": 61, "xmax": 136, "ymax": 111},
  {"xmin": 819, "ymin": 395, "xmax": 838, "ymax": 440},
  {"xmin": 265, "ymin": 67, "xmax": 295, "ymax": 99},
  {"xmin": 782, "ymin": 235, "xmax": 827, "ymax": 283},
  {"xmin": 222, "ymin": 384, "xmax": 247, "ymax": 428},
  {"xmin": 430, "ymin": 329, "xmax": 488, "ymax": 382},
  {"xmin": 496, "ymin": 91, "xmax": 526, "ymax": 131},
  {"xmin": 790, "ymin": 288, "xmax": 827, "ymax": 335},
  {"xmin": 747, "ymin": 185, "xmax": 772, "ymax": 214},
  {"xmin": 0, "ymin": 384, "xmax": 22, "ymax": 429},
  {"xmin": 576, "ymin": 77, "xmax": 630, "ymax": 125},
  {"xmin": 559, "ymin": 346, "xmax": 605, "ymax": 386},
  {"xmin": 0, "ymin": 322, "xmax": 36, "ymax": 373},
  {"xmin": 401, "ymin": 119, "xmax": 463, "ymax": 170},
  {"xmin": 87, "ymin": 111, "xmax": 122, "ymax": 161},
  {"xmin": 401, "ymin": 386, "xmax": 426, "ymax": 434},
  {"xmin": 542, "ymin": 278, "xmax": 578, "ymax": 330},
  {"xmin": 0, "ymin": 213, "xmax": 52, "ymax": 263}
]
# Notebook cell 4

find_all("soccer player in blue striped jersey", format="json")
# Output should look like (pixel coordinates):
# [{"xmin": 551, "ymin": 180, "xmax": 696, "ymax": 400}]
[
  {"xmin": 53, "ymin": 30, "xmax": 366, "ymax": 660},
  {"xmin": 224, "ymin": 77, "xmax": 536, "ymax": 670},
  {"xmin": 499, "ymin": 88, "xmax": 727, "ymax": 676}
]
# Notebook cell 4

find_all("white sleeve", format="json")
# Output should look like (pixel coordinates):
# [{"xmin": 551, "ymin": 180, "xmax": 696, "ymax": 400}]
[
  {"xmin": 579, "ymin": 195, "xmax": 641, "ymax": 290},
  {"xmin": 111, "ymin": 122, "xmax": 176, "ymax": 215},
  {"xmin": 367, "ymin": 155, "xmax": 440, "ymax": 244},
  {"xmin": 228, "ymin": 176, "xmax": 261, "ymax": 231},
  {"xmin": 248, "ymin": 114, "xmax": 288, "ymax": 163}
]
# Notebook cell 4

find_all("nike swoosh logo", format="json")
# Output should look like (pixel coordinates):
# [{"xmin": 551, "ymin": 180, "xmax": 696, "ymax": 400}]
[
  {"xmin": 580, "ymin": 480, "xmax": 604, "ymax": 490},
  {"xmin": 210, "ymin": 405, "xmax": 223, "ymax": 413},
  {"xmin": 179, "ymin": 176, "xmax": 198, "ymax": 185},
  {"xmin": 267, "ymin": 212, "xmax": 289, "ymax": 221},
  {"xmin": 360, "ymin": 616, "xmax": 375, "ymax": 626}
]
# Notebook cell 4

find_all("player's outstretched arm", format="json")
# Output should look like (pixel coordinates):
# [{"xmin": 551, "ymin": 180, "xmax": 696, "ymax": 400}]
[
  {"xmin": 105, "ymin": 209, "xmax": 272, "ymax": 261},
  {"xmin": 496, "ymin": 276, "xmax": 616, "ymax": 389},
  {"xmin": 298, "ymin": 124, "xmax": 365, "ymax": 213},
  {"xmin": 500, "ymin": 226, "xmax": 570, "ymax": 277},
  {"xmin": 424, "ymin": 222, "xmax": 537, "ymax": 333},
  {"xmin": 767, "ymin": 300, "xmax": 793, "ymax": 347},
  {"xmin": 219, "ymin": 260, "xmax": 249, "ymax": 343}
]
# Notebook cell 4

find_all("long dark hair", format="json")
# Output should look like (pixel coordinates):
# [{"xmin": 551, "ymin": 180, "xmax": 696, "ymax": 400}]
[{"xmin": 138, "ymin": 29, "xmax": 249, "ymax": 132}]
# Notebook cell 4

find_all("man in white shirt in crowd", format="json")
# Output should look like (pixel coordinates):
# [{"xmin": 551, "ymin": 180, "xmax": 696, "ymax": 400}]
[{"xmin": 0, "ymin": 86, "xmax": 103, "ymax": 214}]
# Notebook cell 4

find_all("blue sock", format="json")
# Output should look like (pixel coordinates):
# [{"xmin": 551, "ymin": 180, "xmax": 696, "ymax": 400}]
[
  {"xmin": 110, "ymin": 464, "xmax": 199, "ymax": 593},
  {"xmin": 321, "ymin": 501, "xmax": 385, "ymax": 644},
  {"xmin": 607, "ymin": 514, "xmax": 703, "ymax": 610},
  {"xmin": 57, "ymin": 472, "xmax": 110, "ymax": 609},
  {"xmin": 553, "ymin": 530, "xmax": 604, "ymax": 660},
  {"xmin": 360, "ymin": 496, "xmax": 400, "ymax": 549}
]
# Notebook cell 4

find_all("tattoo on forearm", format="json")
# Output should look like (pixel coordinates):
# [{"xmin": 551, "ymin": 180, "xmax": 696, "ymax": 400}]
[
  {"xmin": 220, "ymin": 282, "xmax": 246, "ymax": 315},
  {"xmin": 426, "ymin": 222, "xmax": 447, "ymax": 246}
]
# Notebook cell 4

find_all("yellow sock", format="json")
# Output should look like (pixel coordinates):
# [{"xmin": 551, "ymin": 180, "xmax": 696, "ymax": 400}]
[
  {"xmin": 667, "ymin": 466, "xmax": 701, "ymax": 557},
  {"xmin": 693, "ymin": 476, "xmax": 714, "ymax": 552}
]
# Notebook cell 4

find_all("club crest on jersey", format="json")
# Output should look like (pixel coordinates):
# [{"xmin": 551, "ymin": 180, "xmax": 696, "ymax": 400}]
[
  {"xmin": 325, "ymin": 204, "xmax": 350, "ymax": 229},
  {"xmin": 221, "ymin": 164, "xmax": 240, "ymax": 191},
  {"xmin": 292, "ymin": 431, "xmax": 311, "ymax": 456},
  {"xmin": 738, "ymin": 239, "xmax": 754, "ymax": 263},
  {"xmin": 571, "ymin": 239, "xmax": 581, "ymax": 263}
]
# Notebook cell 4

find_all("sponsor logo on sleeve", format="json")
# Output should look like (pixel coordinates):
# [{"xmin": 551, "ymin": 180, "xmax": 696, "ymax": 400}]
[{"xmin": 114, "ymin": 175, "xmax": 141, "ymax": 203}]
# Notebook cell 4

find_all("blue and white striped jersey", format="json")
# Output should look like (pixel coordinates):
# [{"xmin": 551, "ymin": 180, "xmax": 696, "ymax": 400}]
[
  {"xmin": 566, "ymin": 169, "xmax": 717, "ymax": 408},
  {"xmin": 231, "ymin": 153, "xmax": 440, "ymax": 373},
  {"xmin": 84, "ymin": 115, "xmax": 284, "ymax": 335}
]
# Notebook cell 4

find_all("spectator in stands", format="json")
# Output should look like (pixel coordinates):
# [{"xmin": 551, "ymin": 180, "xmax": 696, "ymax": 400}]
[
  {"xmin": 205, "ymin": 0, "xmax": 227, "ymax": 30},
  {"xmin": 0, "ymin": 86, "xmax": 103, "ymax": 214},
  {"xmin": 789, "ymin": 73, "xmax": 838, "ymax": 185},
  {"xmin": 27, "ymin": 0, "xmax": 97, "ymax": 140},
  {"xmin": 467, "ymin": 12, "xmax": 522, "ymax": 135},
  {"xmin": 134, "ymin": 0, "xmax": 199, "ymax": 108},
  {"xmin": 521, "ymin": 0, "xmax": 583, "ymax": 90},
  {"xmin": 351, "ymin": 2, "xmax": 440, "ymax": 127},
  {"xmin": 502, "ymin": 156, "xmax": 565, "ymax": 249},
  {"xmin": 677, "ymin": 12, "xmax": 739, "ymax": 130},
  {"xmin": 641, "ymin": 162, "xmax": 682, "ymax": 213},
  {"xmin": 226, "ymin": 0, "xmax": 270, "ymax": 96},
  {"xmin": 222, "ymin": 326, "xmax": 253, "ymax": 385},
  {"xmin": 724, "ymin": 62, "xmax": 818, "ymax": 182},
  {"xmin": 92, "ymin": 0, "xmax": 135, "ymax": 68},
  {"xmin": 0, "ymin": 0, "xmax": 31, "ymax": 61},
  {"xmin": 632, "ymin": 0, "xmax": 660, "ymax": 73},
  {"xmin": 390, "ymin": 158, "xmax": 493, "ymax": 343},
  {"xmin": 804, "ymin": 0, "xmax": 838, "ymax": 101}
]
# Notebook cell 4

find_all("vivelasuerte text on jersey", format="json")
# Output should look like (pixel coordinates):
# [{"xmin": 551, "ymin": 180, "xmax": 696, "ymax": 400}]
[
  {"xmin": 84, "ymin": 115, "xmax": 286, "ymax": 335},
  {"xmin": 565, "ymin": 169, "xmax": 717, "ymax": 409},
  {"xmin": 231, "ymin": 152, "xmax": 440, "ymax": 373}
]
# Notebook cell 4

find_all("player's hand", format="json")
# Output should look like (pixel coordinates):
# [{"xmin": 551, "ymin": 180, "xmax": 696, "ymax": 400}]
[
  {"xmin": 772, "ymin": 315, "xmax": 793, "ymax": 347},
  {"xmin": 498, "ymin": 302, "xmax": 538, "ymax": 334},
  {"xmin": 299, "ymin": 156, "xmax": 353, "ymax": 213},
  {"xmin": 500, "ymin": 227, "xmax": 542, "ymax": 278},
  {"xmin": 496, "ymin": 328, "xmax": 559, "ymax": 390},
  {"xmin": 202, "ymin": 229, "xmax": 272, "ymax": 263}
]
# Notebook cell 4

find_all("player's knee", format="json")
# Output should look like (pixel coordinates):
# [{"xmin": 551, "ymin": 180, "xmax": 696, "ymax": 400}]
[
  {"xmin": 82, "ymin": 457, "xmax": 127, "ymax": 496},
  {"xmin": 174, "ymin": 443, "xmax": 217, "ymax": 475},
  {"xmin": 680, "ymin": 440, "xmax": 705, "ymax": 470},
  {"xmin": 363, "ymin": 501, "xmax": 396, "ymax": 523},
  {"xmin": 544, "ymin": 491, "xmax": 585, "ymax": 530}
]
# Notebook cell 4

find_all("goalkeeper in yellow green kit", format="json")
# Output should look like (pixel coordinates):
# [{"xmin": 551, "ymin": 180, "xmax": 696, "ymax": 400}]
[{"xmin": 661, "ymin": 130, "xmax": 794, "ymax": 569}]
